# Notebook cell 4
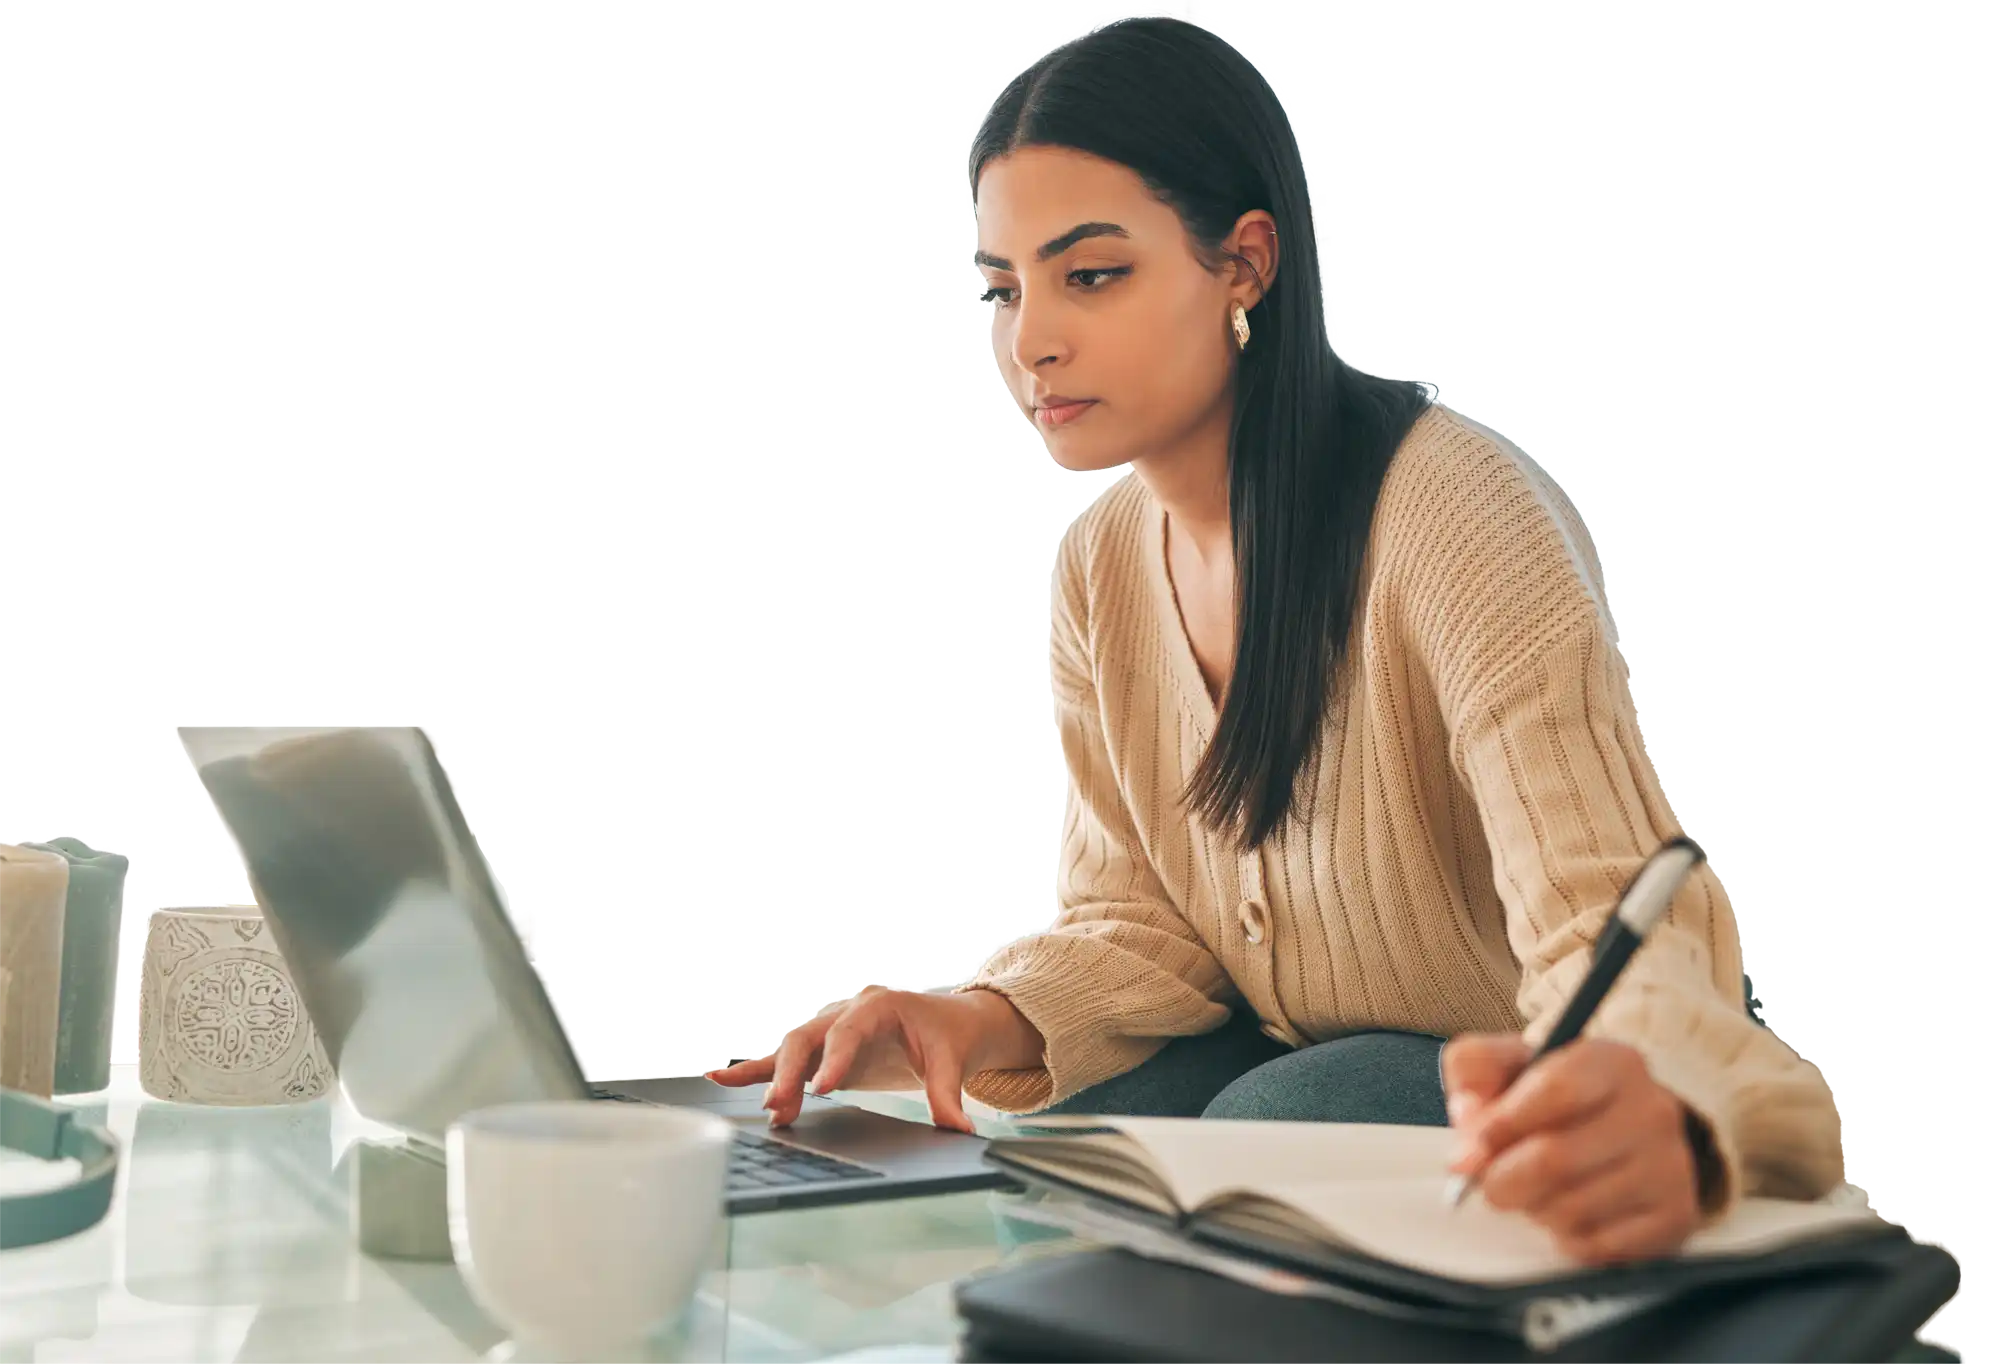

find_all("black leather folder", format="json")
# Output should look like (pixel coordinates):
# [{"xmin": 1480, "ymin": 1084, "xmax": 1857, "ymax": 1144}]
[{"xmin": 954, "ymin": 1238, "xmax": 1960, "ymax": 1362}]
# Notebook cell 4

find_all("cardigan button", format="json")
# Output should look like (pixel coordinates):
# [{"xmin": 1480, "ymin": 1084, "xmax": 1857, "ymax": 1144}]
[
  {"xmin": 1260, "ymin": 1019, "xmax": 1306, "ymax": 1049},
  {"xmin": 1236, "ymin": 897, "xmax": 1269, "ymax": 946}
]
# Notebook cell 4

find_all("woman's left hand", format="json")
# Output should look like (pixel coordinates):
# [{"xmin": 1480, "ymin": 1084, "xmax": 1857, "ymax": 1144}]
[{"xmin": 1441, "ymin": 1035, "xmax": 1702, "ymax": 1264}]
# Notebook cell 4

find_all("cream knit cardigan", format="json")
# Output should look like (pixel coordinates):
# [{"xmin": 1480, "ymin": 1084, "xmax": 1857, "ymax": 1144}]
[{"xmin": 963, "ymin": 402, "xmax": 1842, "ymax": 1212}]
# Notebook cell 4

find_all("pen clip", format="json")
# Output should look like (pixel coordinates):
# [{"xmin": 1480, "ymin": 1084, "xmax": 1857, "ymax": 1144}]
[{"xmin": 1612, "ymin": 835, "xmax": 1706, "ymax": 937}]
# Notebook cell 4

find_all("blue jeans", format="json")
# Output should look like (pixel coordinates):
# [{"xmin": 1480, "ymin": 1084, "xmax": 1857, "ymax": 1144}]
[{"xmin": 1032, "ymin": 974, "xmax": 1772, "ymax": 1124}]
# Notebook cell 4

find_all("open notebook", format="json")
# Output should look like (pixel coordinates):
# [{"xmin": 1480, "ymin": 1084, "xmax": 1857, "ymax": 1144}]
[{"xmin": 987, "ymin": 1117, "xmax": 1892, "ymax": 1301}]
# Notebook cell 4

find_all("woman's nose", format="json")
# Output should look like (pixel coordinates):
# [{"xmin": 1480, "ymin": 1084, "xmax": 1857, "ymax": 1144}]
[{"xmin": 1008, "ymin": 292, "xmax": 1071, "ymax": 373}]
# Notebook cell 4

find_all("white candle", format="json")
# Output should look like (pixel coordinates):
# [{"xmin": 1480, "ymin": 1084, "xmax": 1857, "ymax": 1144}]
[{"xmin": 0, "ymin": 843, "xmax": 70, "ymax": 1096}]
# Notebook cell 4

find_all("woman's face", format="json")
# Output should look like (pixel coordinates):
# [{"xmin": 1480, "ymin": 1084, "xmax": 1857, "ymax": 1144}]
[{"xmin": 974, "ymin": 145, "xmax": 1272, "ymax": 473}]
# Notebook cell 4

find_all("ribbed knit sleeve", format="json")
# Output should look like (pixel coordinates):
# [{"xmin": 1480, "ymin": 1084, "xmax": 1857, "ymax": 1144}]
[
  {"xmin": 958, "ymin": 529, "xmax": 1234, "ymax": 1112},
  {"xmin": 1395, "ymin": 432, "xmax": 1844, "ymax": 1214}
]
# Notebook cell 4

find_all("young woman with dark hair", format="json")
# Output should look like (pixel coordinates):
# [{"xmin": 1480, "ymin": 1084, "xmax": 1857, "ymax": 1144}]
[{"xmin": 711, "ymin": 17, "xmax": 1842, "ymax": 1265}]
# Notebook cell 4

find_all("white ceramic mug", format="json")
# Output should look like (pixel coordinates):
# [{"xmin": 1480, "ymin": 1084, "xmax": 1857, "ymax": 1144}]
[{"xmin": 446, "ymin": 1100, "xmax": 731, "ymax": 1356}]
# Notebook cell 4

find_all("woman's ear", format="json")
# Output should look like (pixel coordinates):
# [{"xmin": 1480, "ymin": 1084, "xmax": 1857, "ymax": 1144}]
[{"xmin": 1226, "ymin": 210, "xmax": 1279, "ymax": 308}]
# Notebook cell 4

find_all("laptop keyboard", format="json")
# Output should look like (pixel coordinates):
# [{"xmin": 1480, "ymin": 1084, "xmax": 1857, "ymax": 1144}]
[
  {"xmin": 588, "ymin": 1086, "xmax": 885, "ymax": 1190},
  {"xmin": 727, "ymin": 1127, "xmax": 885, "ymax": 1189}
]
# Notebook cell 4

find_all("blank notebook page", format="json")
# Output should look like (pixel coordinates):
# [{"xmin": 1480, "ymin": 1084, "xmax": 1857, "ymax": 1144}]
[
  {"xmin": 1272, "ymin": 1175, "xmax": 1888, "ymax": 1286},
  {"xmin": 1083, "ymin": 1118, "xmax": 1459, "ymax": 1210}
]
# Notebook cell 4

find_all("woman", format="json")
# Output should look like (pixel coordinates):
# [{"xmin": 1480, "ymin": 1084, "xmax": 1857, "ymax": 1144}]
[{"xmin": 711, "ymin": 17, "xmax": 1842, "ymax": 1264}]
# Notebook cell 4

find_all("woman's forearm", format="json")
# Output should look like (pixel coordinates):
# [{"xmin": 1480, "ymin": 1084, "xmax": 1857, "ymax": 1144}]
[{"xmin": 961, "ymin": 986, "xmax": 1047, "ymax": 1072}]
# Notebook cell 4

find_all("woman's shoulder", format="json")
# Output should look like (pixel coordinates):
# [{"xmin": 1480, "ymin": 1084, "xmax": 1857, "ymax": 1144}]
[
  {"xmin": 1368, "ymin": 403, "xmax": 1622, "ymax": 719},
  {"xmin": 1046, "ymin": 474, "xmax": 1155, "ymax": 691},
  {"xmin": 1373, "ymin": 401, "xmax": 1615, "ymax": 641},
  {"xmin": 1054, "ymin": 471, "xmax": 1153, "ymax": 582},
  {"xmin": 1376, "ymin": 402, "xmax": 1584, "ymax": 537}
]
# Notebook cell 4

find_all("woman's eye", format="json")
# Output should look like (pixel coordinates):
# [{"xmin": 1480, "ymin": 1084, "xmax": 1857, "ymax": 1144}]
[
  {"xmin": 978, "ymin": 266, "xmax": 1131, "ymax": 307},
  {"xmin": 1070, "ymin": 267, "xmax": 1131, "ymax": 289}
]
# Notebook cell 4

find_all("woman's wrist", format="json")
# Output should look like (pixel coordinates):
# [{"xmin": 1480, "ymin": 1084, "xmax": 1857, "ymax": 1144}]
[{"xmin": 959, "ymin": 986, "xmax": 1046, "ymax": 1073}]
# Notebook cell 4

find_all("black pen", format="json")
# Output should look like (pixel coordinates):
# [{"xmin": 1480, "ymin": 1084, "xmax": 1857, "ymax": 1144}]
[{"xmin": 1444, "ymin": 834, "xmax": 1707, "ymax": 1210}]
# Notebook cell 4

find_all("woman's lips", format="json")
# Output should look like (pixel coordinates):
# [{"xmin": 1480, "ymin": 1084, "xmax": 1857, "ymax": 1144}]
[{"xmin": 1035, "ymin": 399, "xmax": 1098, "ymax": 428}]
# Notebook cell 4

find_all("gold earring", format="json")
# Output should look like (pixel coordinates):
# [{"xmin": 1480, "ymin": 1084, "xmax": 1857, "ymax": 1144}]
[{"xmin": 1231, "ymin": 301, "xmax": 1251, "ymax": 352}]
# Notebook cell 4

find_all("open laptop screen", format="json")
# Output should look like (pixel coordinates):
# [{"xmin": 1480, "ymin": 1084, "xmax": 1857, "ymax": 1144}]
[{"xmin": 178, "ymin": 727, "xmax": 590, "ymax": 1143}]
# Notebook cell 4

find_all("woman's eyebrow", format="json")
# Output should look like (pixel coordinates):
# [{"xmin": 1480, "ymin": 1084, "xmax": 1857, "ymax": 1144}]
[{"xmin": 973, "ymin": 221, "xmax": 1131, "ymax": 271}]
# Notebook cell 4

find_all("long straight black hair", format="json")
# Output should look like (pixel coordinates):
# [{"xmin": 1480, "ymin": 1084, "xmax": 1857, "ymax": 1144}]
[{"xmin": 970, "ymin": 17, "xmax": 1437, "ymax": 852}]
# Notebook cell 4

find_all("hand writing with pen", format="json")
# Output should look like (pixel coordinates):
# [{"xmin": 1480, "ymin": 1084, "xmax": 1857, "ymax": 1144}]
[{"xmin": 1442, "ymin": 1034, "xmax": 1706, "ymax": 1265}]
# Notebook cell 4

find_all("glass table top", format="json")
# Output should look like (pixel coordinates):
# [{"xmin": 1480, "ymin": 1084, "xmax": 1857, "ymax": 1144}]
[
  {"xmin": 0, "ymin": 1068, "xmax": 1089, "ymax": 1362},
  {"xmin": 11, "ymin": 1071, "xmax": 1961, "ymax": 1362}
]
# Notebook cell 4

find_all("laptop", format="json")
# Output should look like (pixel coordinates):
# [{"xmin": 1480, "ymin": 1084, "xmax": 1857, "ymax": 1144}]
[{"xmin": 177, "ymin": 726, "xmax": 1013, "ymax": 1214}]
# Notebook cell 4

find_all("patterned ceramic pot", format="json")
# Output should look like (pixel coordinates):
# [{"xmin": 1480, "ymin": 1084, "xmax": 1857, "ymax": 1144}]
[{"xmin": 138, "ymin": 905, "xmax": 332, "ymax": 1105}]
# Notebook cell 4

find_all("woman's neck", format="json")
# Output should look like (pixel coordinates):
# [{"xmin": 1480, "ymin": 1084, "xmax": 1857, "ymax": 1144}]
[{"xmin": 1131, "ymin": 391, "xmax": 1234, "ymax": 568}]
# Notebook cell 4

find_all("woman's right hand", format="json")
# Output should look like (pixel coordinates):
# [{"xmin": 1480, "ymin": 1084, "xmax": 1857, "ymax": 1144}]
[{"xmin": 706, "ymin": 985, "xmax": 1043, "ymax": 1133}]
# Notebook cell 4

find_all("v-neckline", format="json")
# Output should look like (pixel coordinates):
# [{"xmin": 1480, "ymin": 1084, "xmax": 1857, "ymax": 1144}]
[{"xmin": 1141, "ymin": 493, "xmax": 1222, "ymax": 732}]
